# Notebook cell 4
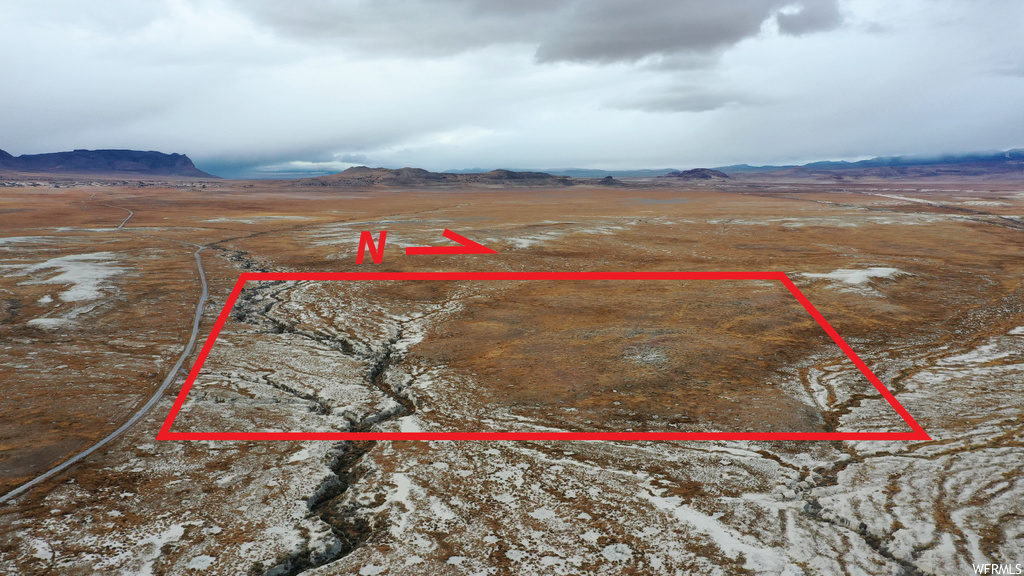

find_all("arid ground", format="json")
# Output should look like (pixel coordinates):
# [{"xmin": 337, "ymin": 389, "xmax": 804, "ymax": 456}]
[{"xmin": 1, "ymin": 177, "xmax": 1023, "ymax": 574}]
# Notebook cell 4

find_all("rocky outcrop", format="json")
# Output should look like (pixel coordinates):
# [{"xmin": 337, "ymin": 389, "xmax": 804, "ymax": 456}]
[{"xmin": 295, "ymin": 166, "xmax": 575, "ymax": 188}]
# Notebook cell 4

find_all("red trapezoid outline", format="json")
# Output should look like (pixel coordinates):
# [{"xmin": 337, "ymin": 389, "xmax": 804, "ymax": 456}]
[{"xmin": 157, "ymin": 271, "xmax": 929, "ymax": 442}]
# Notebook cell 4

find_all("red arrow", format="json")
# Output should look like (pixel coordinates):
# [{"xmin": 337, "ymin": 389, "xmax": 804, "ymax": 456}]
[{"xmin": 405, "ymin": 229, "xmax": 498, "ymax": 255}]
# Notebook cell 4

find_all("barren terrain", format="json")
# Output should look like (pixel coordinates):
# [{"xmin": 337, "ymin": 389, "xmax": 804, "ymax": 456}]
[{"xmin": 1, "ymin": 177, "xmax": 1022, "ymax": 575}]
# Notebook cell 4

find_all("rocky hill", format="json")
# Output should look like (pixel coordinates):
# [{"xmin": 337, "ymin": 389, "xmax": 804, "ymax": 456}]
[
  {"xmin": 658, "ymin": 168, "xmax": 731, "ymax": 180},
  {"xmin": 0, "ymin": 148, "xmax": 216, "ymax": 178},
  {"xmin": 295, "ymin": 166, "xmax": 576, "ymax": 187}
]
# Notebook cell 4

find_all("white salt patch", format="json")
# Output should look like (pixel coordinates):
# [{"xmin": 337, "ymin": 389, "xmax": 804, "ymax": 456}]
[
  {"xmin": 359, "ymin": 565, "xmax": 387, "ymax": 575},
  {"xmin": 447, "ymin": 556, "xmax": 467, "ymax": 565},
  {"xmin": 37, "ymin": 295, "xmax": 53, "ymax": 304},
  {"xmin": 1009, "ymin": 327, "xmax": 1024, "ymax": 336},
  {"xmin": 286, "ymin": 448, "xmax": 311, "ymax": 463},
  {"xmin": 186, "ymin": 555, "xmax": 215, "ymax": 570}
]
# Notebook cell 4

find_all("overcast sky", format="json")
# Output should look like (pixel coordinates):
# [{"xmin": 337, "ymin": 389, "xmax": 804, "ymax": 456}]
[{"xmin": 1, "ymin": 0, "xmax": 1022, "ymax": 178}]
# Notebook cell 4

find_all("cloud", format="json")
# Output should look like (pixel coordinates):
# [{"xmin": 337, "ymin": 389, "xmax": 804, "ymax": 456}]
[
  {"xmin": 776, "ymin": 1, "xmax": 843, "ymax": 35},
  {"xmin": 535, "ymin": 0, "xmax": 795, "ymax": 64},
  {"xmin": 226, "ymin": 0, "xmax": 565, "ymax": 57},
  {"xmin": 231, "ymin": 0, "xmax": 845, "ymax": 65},
  {"xmin": 2, "ymin": 0, "xmax": 1023, "ymax": 178},
  {"xmin": 337, "ymin": 153, "xmax": 369, "ymax": 163},
  {"xmin": 607, "ymin": 87, "xmax": 755, "ymax": 113}
]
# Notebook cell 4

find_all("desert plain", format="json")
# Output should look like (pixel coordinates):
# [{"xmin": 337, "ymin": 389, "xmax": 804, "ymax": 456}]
[{"xmin": 1, "ymin": 175, "xmax": 1023, "ymax": 575}]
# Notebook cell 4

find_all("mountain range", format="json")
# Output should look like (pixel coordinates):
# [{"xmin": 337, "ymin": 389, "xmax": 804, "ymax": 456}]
[
  {"xmin": 0, "ymin": 149, "xmax": 216, "ymax": 178},
  {"xmin": 2, "ymin": 147, "xmax": 1022, "ymax": 181},
  {"xmin": 718, "ymin": 149, "xmax": 1024, "ymax": 179}
]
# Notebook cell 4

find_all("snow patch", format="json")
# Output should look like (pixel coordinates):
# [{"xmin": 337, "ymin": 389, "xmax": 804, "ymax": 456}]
[
  {"xmin": 802, "ymin": 267, "xmax": 908, "ymax": 296},
  {"xmin": 27, "ymin": 317, "xmax": 72, "ymax": 329},
  {"xmin": 129, "ymin": 523, "xmax": 186, "ymax": 576},
  {"xmin": 17, "ymin": 252, "xmax": 125, "ymax": 302},
  {"xmin": 204, "ymin": 216, "xmax": 310, "ymax": 224},
  {"xmin": 639, "ymin": 480, "xmax": 788, "ymax": 572},
  {"xmin": 962, "ymin": 200, "xmax": 1009, "ymax": 206},
  {"xmin": 0, "ymin": 236, "xmax": 36, "ymax": 245},
  {"xmin": 263, "ymin": 526, "xmax": 304, "ymax": 553},
  {"xmin": 186, "ymin": 555, "xmax": 215, "ymax": 570},
  {"xmin": 601, "ymin": 543, "xmax": 633, "ymax": 562},
  {"xmin": 529, "ymin": 507, "xmax": 556, "ymax": 520},
  {"xmin": 399, "ymin": 415, "xmax": 423, "ymax": 433},
  {"xmin": 803, "ymin": 267, "xmax": 906, "ymax": 286},
  {"xmin": 28, "ymin": 539, "xmax": 52, "ymax": 561}
]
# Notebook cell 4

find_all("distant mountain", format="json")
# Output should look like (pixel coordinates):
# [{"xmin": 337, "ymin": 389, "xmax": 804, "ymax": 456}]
[
  {"xmin": 714, "ymin": 150, "xmax": 1024, "ymax": 179},
  {"xmin": 713, "ymin": 163, "xmax": 798, "ymax": 174},
  {"xmin": 529, "ymin": 168, "xmax": 678, "ymax": 179},
  {"xmin": 659, "ymin": 168, "xmax": 730, "ymax": 180},
  {"xmin": 0, "ymin": 148, "xmax": 217, "ymax": 178},
  {"xmin": 298, "ymin": 166, "xmax": 577, "ymax": 187},
  {"xmin": 444, "ymin": 168, "xmax": 678, "ymax": 178}
]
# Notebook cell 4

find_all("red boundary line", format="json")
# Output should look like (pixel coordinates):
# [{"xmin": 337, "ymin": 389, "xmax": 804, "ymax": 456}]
[{"xmin": 157, "ymin": 272, "xmax": 929, "ymax": 442}]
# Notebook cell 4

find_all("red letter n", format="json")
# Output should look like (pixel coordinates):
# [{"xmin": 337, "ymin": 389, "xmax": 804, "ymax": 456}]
[{"xmin": 357, "ymin": 231, "xmax": 387, "ymax": 264}]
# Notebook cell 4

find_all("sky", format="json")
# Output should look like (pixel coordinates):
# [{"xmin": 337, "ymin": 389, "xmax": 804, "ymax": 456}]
[{"xmin": 1, "ymin": 0, "xmax": 1022, "ymax": 178}]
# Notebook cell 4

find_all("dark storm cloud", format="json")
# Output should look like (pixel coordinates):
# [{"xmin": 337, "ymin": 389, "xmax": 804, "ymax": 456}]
[
  {"xmin": 227, "ymin": 0, "xmax": 568, "ymax": 57},
  {"xmin": 776, "ymin": 1, "xmax": 843, "ymax": 35},
  {"xmin": 536, "ymin": 0, "xmax": 796, "ymax": 64},
  {"xmin": 232, "ymin": 0, "xmax": 844, "ymax": 64}
]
